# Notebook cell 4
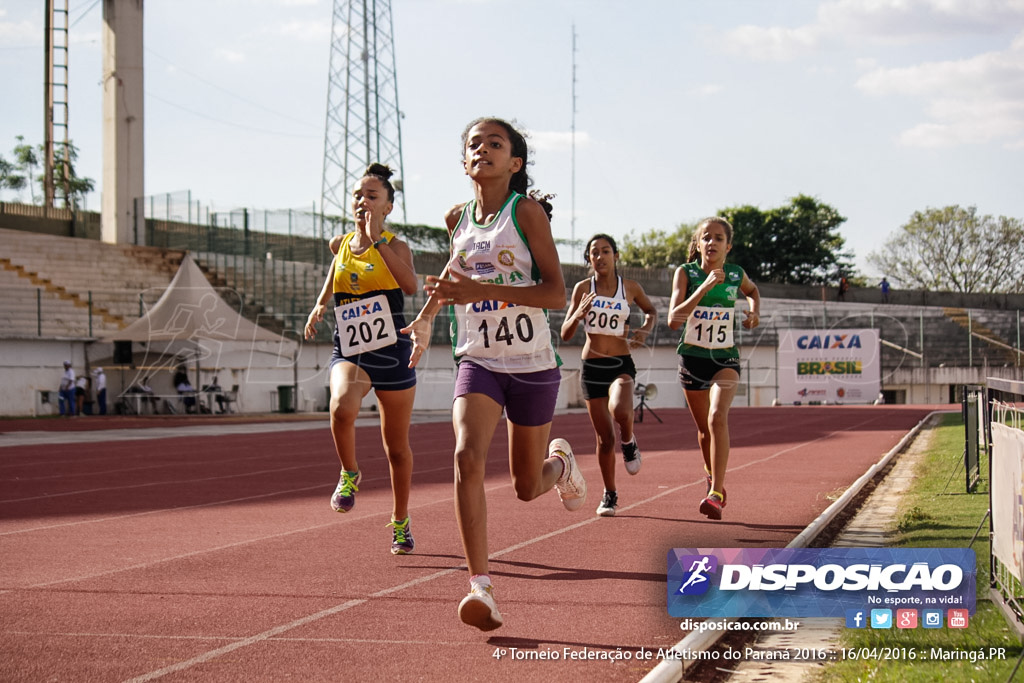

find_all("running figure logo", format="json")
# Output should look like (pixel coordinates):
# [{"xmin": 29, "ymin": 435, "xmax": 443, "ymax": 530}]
[{"xmin": 677, "ymin": 555, "xmax": 718, "ymax": 595}]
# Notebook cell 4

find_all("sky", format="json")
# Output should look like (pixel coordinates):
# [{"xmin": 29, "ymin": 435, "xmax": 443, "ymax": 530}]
[{"xmin": 1, "ymin": 0, "xmax": 1023, "ymax": 280}]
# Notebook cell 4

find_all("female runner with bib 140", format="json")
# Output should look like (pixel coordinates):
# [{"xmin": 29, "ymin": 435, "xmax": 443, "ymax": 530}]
[
  {"xmin": 402, "ymin": 117, "xmax": 587, "ymax": 632},
  {"xmin": 667, "ymin": 217, "xmax": 759, "ymax": 521},
  {"xmin": 560, "ymin": 233, "xmax": 657, "ymax": 517},
  {"xmin": 304, "ymin": 163, "xmax": 420, "ymax": 555}
]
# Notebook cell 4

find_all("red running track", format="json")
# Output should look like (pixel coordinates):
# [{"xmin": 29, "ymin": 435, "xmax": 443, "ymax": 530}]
[{"xmin": 0, "ymin": 405, "xmax": 942, "ymax": 682}]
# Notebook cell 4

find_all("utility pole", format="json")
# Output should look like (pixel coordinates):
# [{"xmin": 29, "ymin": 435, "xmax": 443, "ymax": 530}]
[{"xmin": 44, "ymin": 0, "xmax": 71, "ymax": 208}]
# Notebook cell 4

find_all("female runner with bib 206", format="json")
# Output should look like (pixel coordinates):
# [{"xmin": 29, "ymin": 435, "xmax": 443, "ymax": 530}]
[
  {"xmin": 667, "ymin": 217, "xmax": 759, "ymax": 521},
  {"xmin": 402, "ymin": 118, "xmax": 587, "ymax": 632},
  {"xmin": 304, "ymin": 163, "xmax": 419, "ymax": 554},
  {"xmin": 560, "ymin": 234, "xmax": 657, "ymax": 517}
]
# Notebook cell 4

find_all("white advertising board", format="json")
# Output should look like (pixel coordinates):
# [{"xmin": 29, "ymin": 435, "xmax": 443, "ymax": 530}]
[{"xmin": 777, "ymin": 328, "xmax": 881, "ymax": 404}]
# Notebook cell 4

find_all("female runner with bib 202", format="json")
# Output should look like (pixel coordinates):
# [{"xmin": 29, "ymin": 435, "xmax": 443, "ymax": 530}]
[
  {"xmin": 305, "ymin": 163, "xmax": 419, "ymax": 555},
  {"xmin": 402, "ymin": 117, "xmax": 586, "ymax": 633},
  {"xmin": 561, "ymin": 233, "xmax": 657, "ymax": 517},
  {"xmin": 667, "ymin": 216, "xmax": 759, "ymax": 521}
]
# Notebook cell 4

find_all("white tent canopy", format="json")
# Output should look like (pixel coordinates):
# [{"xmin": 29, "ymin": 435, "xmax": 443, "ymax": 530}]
[{"xmin": 104, "ymin": 253, "xmax": 293, "ymax": 347}]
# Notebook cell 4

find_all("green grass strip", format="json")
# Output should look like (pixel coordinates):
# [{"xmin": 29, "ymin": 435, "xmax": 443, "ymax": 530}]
[{"xmin": 819, "ymin": 412, "xmax": 1023, "ymax": 682}]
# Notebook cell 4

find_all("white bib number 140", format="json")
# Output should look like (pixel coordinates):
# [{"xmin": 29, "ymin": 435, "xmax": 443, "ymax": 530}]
[{"xmin": 334, "ymin": 294, "xmax": 397, "ymax": 356}]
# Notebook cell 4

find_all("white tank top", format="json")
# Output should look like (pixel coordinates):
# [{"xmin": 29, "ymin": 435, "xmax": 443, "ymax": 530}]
[
  {"xmin": 449, "ymin": 193, "xmax": 558, "ymax": 373},
  {"xmin": 583, "ymin": 275, "xmax": 629, "ymax": 337}
]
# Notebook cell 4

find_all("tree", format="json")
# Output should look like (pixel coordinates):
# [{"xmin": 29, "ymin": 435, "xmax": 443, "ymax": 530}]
[
  {"xmin": 12, "ymin": 136, "xmax": 39, "ymax": 203},
  {"xmin": 618, "ymin": 195, "xmax": 854, "ymax": 285},
  {"xmin": 868, "ymin": 205, "xmax": 1024, "ymax": 294},
  {"xmin": 619, "ymin": 223, "xmax": 695, "ymax": 268},
  {"xmin": 0, "ymin": 155, "xmax": 26, "ymax": 196},
  {"xmin": 0, "ymin": 136, "xmax": 94, "ymax": 208},
  {"xmin": 722, "ymin": 195, "xmax": 853, "ymax": 286}
]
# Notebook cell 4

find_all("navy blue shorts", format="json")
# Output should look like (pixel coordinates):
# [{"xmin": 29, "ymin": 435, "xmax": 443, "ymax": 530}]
[{"xmin": 329, "ymin": 334, "xmax": 417, "ymax": 392}]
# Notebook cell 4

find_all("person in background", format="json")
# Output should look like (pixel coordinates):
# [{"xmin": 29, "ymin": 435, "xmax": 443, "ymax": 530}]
[
  {"xmin": 75, "ymin": 373, "xmax": 90, "ymax": 415},
  {"xmin": 203, "ymin": 375, "xmax": 227, "ymax": 414},
  {"xmin": 93, "ymin": 368, "xmax": 107, "ymax": 415},
  {"xmin": 58, "ymin": 360, "xmax": 76, "ymax": 417},
  {"xmin": 305, "ymin": 162, "xmax": 419, "ymax": 556},
  {"xmin": 880, "ymin": 277, "xmax": 891, "ymax": 304},
  {"xmin": 560, "ymin": 233, "xmax": 658, "ymax": 517},
  {"xmin": 173, "ymin": 365, "xmax": 197, "ymax": 414},
  {"xmin": 668, "ymin": 216, "xmax": 760, "ymax": 521}
]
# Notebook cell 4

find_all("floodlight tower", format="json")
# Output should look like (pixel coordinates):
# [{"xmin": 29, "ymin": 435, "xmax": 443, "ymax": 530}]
[{"xmin": 320, "ymin": 0, "xmax": 406, "ymax": 229}]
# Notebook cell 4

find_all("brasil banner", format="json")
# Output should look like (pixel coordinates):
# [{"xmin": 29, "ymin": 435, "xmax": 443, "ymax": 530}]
[{"xmin": 777, "ymin": 328, "xmax": 880, "ymax": 405}]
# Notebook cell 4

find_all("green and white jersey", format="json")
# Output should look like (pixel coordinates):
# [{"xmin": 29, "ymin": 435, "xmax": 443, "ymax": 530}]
[
  {"xmin": 676, "ymin": 262, "xmax": 745, "ymax": 360},
  {"xmin": 449, "ymin": 192, "xmax": 558, "ymax": 373}
]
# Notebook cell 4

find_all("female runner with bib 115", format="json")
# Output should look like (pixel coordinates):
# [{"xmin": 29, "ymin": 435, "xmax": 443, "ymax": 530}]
[
  {"xmin": 304, "ymin": 163, "xmax": 420, "ymax": 555},
  {"xmin": 667, "ymin": 217, "xmax": 759, "ymax": 521},
  {"xmin": 402, "ymin": 117, "xmax": 587, "ymax": 632},
  {"xmin": 560, "ymin": 233, "xmax": 657, "ymax": 517}
]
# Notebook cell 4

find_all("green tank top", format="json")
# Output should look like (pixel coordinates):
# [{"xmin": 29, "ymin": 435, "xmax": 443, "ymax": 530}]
[{"xmin": 676, "ymin": 262, "xmax": 745, "ymax": 360}]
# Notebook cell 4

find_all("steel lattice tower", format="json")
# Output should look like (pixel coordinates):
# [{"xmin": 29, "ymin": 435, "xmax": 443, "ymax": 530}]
[{"xmin": 320, "ymin": 0, "xmax": 406, "ymax": 228}]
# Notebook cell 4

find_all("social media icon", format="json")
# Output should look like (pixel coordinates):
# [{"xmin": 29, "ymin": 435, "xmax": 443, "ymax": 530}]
[
  {"xmin": 922, "ymin": 609, "xmax": 944, "ymax": 628},
  {"xmin": 948, "ymin": 609, "xmax": 969, "ymax": 629},
  {"xmin": 871, "ymin": 609, "xmax": 892, "ymax": 629},
  {"xmin": 845, "ymin": 609, "xmax": 867, "ymax": 628},
  {"xmin": 896, "ymin": 609, "xmax": 918, "ymax": 628}
]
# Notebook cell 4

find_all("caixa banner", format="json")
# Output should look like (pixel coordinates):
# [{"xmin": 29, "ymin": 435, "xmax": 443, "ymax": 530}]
[{"xmin": 667, "ymin": 548, "xmax": 975, "ymax": 618}]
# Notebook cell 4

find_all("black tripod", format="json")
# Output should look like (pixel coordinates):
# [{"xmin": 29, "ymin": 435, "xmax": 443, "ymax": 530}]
[{"xmin": 634, "ymin": 383, "xmax": 663, "ymax": 423}]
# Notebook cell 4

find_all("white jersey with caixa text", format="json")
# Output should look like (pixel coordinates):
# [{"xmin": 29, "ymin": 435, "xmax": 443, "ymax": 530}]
[
  {"xmin": 584, "ymin": 275, "xmax": 630, "ymax": 337},
  {"xmin": 449, "ymin": 192, "xmax": 558, "ymax": 373}
]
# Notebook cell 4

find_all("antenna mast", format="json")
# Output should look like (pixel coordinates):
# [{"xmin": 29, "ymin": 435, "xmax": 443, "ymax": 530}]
[
  {"xmin": 571, "ymin": 25, "xmax": 578, "ymax": 261},
  {"xmin": 321, "ymin": 0, "xmax": 407, "ymax": 231}
]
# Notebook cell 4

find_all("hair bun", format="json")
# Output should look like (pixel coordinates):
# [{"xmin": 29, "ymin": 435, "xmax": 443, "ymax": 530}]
[{"xmin": 365, "ymin": 163, "xmax": 393, "ymax": 180}]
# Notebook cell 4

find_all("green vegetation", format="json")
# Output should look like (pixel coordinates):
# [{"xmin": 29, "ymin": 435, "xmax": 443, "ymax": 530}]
[{"xmin": 819, "ymin": 413, "xmax": 1023, "ymax": 682}]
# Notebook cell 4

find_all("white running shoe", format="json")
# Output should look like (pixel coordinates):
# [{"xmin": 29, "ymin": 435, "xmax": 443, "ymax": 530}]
[
  {"xmin": 622, "ymin": 439, "xmax": 642, "ymax": 475},
  {"xmin": 550, "ymin": 438, "xmax": 586, "ymax": 511},
  {"xmin": 596, "ymin": 490, "xmax": 618, "ymax": 517},
  {"xmin": 458, "ymin": 585, "xmax": 504, "ymax": 631}
]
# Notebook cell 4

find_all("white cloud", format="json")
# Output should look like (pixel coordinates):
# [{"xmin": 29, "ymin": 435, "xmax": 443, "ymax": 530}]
[
  {"xmin": 857, "ymin": 33, "xmax": 1024, "ymax": 147},
  {"xmin": 528, "ymin": 130, "xmax": 591, "ymax": 151},
  {"xmin": 276, "ymin": 20, "xmax": 331, "ymax": 40},
  {"xmin": 721, "ymin": 24, "xmax": 822, "ymax": 61},
  {"xmin": 0, "ymin": 17, "xmax": 37, "ymax": 45},
  {"xmin": 721, "ymin": 0, "xmax": 1024, "ymax": 61},
  {"xmin": 216, "ymin": 48, "xmax": 246, "ymax": 64},
  {"xmin": 690, "ymin": 83, "xmax": 725, "ymax": 97}
]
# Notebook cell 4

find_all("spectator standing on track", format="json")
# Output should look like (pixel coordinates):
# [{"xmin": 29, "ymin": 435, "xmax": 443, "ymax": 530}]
[
  {"xmin": 304, "ymin": 163, "xmax": 419, "ymax": 555},
  {"xmin": 668, "ymin": 217, "xmax": 760, "ymax": 521},
  {"xmin": 403, "ymin": 117, "xmax": 586, "ymax": 632},
  {"xmin": 58, "ymin": 360, "xmax": 76, "ymax": 417},
  {"xmin": 75, "ymin": 373, "xmax": 90, "ymax": 416},
  {"xmin": 837, "ymin": 275, "xmax": 849, "ymax": 301},
  {"xmin": 560, "ymin": 233, "xmax": 657, "ymax": 517},
  {"xmin": 93, "ymin": 368, "xmax": 107, "ymax": 415},
  {"xmin": 880, "ymin": 277, "xmax": 891, "ymax": 304}
]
